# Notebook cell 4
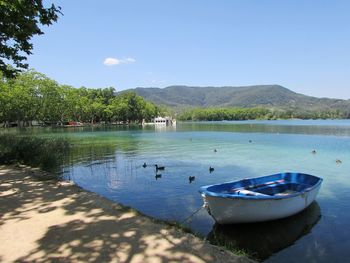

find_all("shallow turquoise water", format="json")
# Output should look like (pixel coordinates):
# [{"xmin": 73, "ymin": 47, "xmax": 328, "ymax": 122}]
[{"xmin": 22, "ymin": 120, "xmax": 350, "ymax": 261}]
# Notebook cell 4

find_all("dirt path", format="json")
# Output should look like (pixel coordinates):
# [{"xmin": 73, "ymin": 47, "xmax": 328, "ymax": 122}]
[{"xmin": 0, "ymin": 165, "xmax": 255, "ymax": 263}]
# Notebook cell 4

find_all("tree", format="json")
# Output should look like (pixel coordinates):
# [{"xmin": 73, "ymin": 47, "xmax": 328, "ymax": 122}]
[
  {"xmin": 0, "ymin": 70, "xmax": 161, "ymax": 126},
  {"xmin": 0, "ymin": 0, "xmax": 62, "ymax": 78},
  {"xmin": 36, "ymin": 74, "xmax": 65, "ymax": 124}
]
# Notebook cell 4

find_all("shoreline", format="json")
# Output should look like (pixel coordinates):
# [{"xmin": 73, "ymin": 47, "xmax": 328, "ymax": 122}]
[{"xmin": 0, "ymin": 165, "xmax": 255, "ymax": 263}]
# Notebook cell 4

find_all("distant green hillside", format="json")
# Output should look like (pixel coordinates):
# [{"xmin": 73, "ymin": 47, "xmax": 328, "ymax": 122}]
[{"xmin": 122, "ymin": 85, "xmax": 350, "ymax": 115}]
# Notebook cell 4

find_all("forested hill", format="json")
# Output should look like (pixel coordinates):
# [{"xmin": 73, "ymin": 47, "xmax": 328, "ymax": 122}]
[{"xmin": 125, "ymin": 85, "xmax": 350, "ymax": 112}]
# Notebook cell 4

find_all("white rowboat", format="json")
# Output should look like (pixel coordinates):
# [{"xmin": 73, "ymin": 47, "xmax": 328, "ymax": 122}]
[{"xmin": 199, "ymin": 172, "xmax": 323, "ymax": 224}]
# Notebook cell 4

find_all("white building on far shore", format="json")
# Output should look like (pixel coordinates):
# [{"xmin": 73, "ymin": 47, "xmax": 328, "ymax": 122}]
[{"xmin": 154, "ymin": 116, "xmax": 176, "ymax": 126}]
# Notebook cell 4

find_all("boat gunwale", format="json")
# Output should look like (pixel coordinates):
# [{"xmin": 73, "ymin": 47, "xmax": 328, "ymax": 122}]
[{"xmin": 199, "ymin": 172, "xmax": 323, "ymax": 200}]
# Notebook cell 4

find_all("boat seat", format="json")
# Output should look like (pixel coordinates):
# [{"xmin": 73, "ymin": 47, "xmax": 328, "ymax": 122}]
[{"xmin": 235, "ymin": 189, "xmax": 269, "ymax": 196}]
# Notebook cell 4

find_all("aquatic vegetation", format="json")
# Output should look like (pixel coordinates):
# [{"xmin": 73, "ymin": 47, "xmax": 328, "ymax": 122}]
[{"xmin": 0, "ymin": 134, "xmax": 70, "ymax": 173}]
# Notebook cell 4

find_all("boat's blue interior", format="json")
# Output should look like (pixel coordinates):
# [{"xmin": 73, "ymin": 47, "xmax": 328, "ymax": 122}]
[
  {"xmin": 201, "ymin": 172, "xmax": 322, "ymax": 198},
  {"xmin": 252, "ymin": 183, "xmax": 307, "ymax": 196}
]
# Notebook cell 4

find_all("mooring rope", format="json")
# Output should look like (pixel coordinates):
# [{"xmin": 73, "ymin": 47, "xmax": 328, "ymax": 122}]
[{"xmin": 179, "ymin": 205, "xmax": 204, "ymax": 225}]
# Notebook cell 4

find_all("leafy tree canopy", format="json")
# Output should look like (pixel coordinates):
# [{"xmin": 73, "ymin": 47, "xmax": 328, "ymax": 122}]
[
  {"xmin": 0, "ymin": 0, "xmax": 61, "ymax": 78},
  {"xmin": 0, "ymin": 70, "xmax": 162, "ymax": 127}
]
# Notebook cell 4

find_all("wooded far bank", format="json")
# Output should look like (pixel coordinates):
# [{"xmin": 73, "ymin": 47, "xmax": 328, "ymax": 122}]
[
  {"xmin": 0, "ymin": 70, "xmax": 165, "ymax": 127},
  {"xmin": 0, "ymin": 70, "xmax": 348, "ymax": 128}
]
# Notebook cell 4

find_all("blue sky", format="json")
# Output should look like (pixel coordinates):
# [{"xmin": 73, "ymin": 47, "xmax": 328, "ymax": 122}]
[{"xmin": 28, "ymin": 1, "xmax": 350, "ymax": 99}]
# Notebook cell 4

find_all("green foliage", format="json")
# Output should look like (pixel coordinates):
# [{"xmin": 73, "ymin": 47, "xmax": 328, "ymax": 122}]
[
  {"xmin": 0, "ymin": 70, "xmax": 160, "ymax": 126},
  {"xmin": 178, "ymin": 107, "xmax": 268, "ymax": 121},
  {"xmin": 105, "ymin": 92, "xmax": 158, "ymax": 123},
  {"xmin": 207, "ymin": 235, "xmax": 253, "ymax": 259},
  {"xmin": 0, "ymin": 0, "xmax": 62, "ymax": 77},
  {"xmin": 178, "ymin": 107, "xmax": 345, "ymax": 121},
  {"xmin": 129, "ymin": 85, "xmax": 350, "ymax": 117},
  {"xmin": 1, "ymin": 70, "xmax": 345, "ymax": 124},
  {"xmin": 0, "ymin": 134, "xmax": 70, "ymax": 172}
]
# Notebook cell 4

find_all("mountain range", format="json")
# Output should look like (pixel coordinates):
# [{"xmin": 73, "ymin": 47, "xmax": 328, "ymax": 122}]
[{"xmin": 123, "ymin": 85, "xmax": 350, "ymax": 113}]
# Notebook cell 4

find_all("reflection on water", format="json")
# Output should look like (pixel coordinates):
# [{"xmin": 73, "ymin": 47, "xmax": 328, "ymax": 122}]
[{"xmin": 207, "ymin": 202, "xmax": 321, "ymax": 261}]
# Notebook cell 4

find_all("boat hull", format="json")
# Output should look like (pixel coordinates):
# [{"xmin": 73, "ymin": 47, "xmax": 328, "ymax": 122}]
[{"xmin": 200, "ymin": 172, "xmax": 322, "ymax": 224}]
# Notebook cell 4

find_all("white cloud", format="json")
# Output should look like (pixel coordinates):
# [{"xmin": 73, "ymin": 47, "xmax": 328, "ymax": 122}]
[
  {"xmin": 103, "ymin": 57, "xmax": 136, "ymax": 66},
  {"xmin": 124, "ymin": 57, "xmax": 136, "ymax": 63},
  {"xmin": 103, "ymin": 57, "xmax": 120, "ymax": 66}
]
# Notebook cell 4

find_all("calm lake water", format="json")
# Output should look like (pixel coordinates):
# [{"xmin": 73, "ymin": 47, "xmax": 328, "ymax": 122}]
[{"xmin": 21, "ymin": 120, "xmax": 350, "ymax": 261}]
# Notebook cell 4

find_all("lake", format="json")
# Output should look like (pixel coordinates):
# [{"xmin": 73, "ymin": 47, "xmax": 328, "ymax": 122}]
[{"xmin": 23, "ymin": 120, "xmax": 350, "ymax": 261}]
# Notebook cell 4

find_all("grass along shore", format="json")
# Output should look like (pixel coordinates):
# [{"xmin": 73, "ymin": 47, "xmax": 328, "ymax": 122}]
[{"xmin": 0, "ymin": 165, "xmax": 255, "ymax": 263}]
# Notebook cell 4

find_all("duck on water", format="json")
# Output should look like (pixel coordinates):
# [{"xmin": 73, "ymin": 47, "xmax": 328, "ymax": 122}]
[{"xmin": 155, "ymin": 164, "xmax": 165, "ymax": 171}]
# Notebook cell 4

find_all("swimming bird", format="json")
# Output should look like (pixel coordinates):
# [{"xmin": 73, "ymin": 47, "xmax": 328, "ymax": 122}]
[
  {"xmin": 189, "ymin": 176, "xmax": 195, "ymax": 183},
  {"xmin": 214, "ymin": 149, "xmax": 217, "ymax": 152},
  {"xmin": 249, "ymin": 140, "xmax": 252, "ymax": 143},
  {"xmin": 142, "ymin": 162, "xmax": 147, "ymax": 168},
  {"xmin": 155, "ymin": 164, "xmax": 165, "ymax": 171},
  {"xmin": 155, "ymin": 173, "xmax": 162, "ymax": 180},
  {"xmin": 311, "ymin": 150, "xmax": 316, "ymax": 154},
  {"xmin": 209, "ymin": 166, "xmax": 214, "ymax": 173},
  {"xmin": 336, "ymin": 159, "xmax": 342, "ymax": 164}
]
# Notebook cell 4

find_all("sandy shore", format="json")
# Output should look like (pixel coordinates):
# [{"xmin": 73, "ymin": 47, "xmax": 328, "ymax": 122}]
[{"xmin": 0, "ymin": 165, "xmax": 255, "ymax": 263}]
